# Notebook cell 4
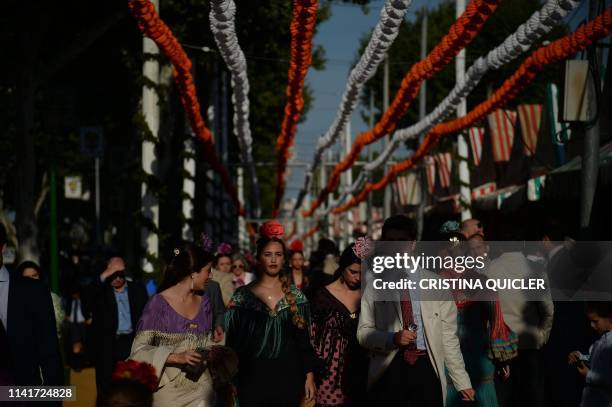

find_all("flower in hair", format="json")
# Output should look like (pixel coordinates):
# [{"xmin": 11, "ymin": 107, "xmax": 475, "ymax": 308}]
[
  {"xmin": 199, "ymin": 233, "xmax": 214, "ymax": 252},
  {"xmin": 260, "ymin": 220, "xmax": 285, "ymax": 239},
  {"xmin": 289, "ymin": 240, "xmax": 304, "ymax": 252},
  {"xmin": 173, "ymin": 248, "xmax": 180, "ymax": 257},
  {"xmin": 440, "ymin": 220, "xmax": 460, "ymax": 234},
  {"xmin": 353, "ymin": 236, "xmax": 373, "ymax": 260},
  {"xmin": 112, "ymin": 360, "xmax": 158, "ymax": 392},
  {"xmin": 217, "ymin": 242, "xmax": 233, "ymax": 255}
]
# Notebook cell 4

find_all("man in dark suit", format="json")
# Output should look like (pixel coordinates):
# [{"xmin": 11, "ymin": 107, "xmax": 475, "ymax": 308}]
[
  {"xmin": 0, "ymin": 223, "xmax": 63, "ymax": 386},
  {"xmin": 91, "ymin": 256, "xmax": 148, "ymax": 392},
  {"xmin": 541, "ymin": 220, "xmax": 594, "ymax": 407}
]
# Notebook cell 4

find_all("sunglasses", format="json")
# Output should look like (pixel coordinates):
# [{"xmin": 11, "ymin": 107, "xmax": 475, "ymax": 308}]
[{"xmin": 232, "ymin": 264, "xmax": 245, "ymax": 269}]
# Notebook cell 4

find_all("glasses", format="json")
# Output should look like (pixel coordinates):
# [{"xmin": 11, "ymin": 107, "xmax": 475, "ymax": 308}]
[{"xmin": 232, "ymin": 264, "xmax": 245, "ymax": 269}]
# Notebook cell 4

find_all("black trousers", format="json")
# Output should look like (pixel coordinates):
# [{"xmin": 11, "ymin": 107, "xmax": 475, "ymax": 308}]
[
  {"xmin": 496, "ymin": 349, "xmax": 546, "ymax": 407},
  {"xmin": 95, "ymin": 333, "xmax": 134, "ymax": 393},
  {"xmin": 368, "ymin": 352, "xmax": 443, "ymax": 407}
]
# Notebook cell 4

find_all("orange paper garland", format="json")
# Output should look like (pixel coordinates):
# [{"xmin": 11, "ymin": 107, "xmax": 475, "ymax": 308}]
[
  {"xmin": 128, "ymin": 0, "xmax": 245, "ymax": 216},
  {"xmin": 272, "ymin": 0, "xmax": 319, "ymax": 217}
]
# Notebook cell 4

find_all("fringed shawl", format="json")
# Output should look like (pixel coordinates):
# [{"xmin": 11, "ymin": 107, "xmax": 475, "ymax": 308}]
[{"xmin": 225, "ymin": 284, "xmax": 311, "ymax": 359}]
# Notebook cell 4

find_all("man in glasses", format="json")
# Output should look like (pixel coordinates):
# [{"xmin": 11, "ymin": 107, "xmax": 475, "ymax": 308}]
[
  {"xmin": 461, "ymin": 219, "xmax": 484, "ymax": 239},
  {"xmin": 91, "ymin": 256, "xmax": 148, "ymax": 392}
]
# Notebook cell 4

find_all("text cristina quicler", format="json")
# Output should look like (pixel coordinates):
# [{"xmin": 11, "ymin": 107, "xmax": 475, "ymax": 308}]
[{"xmin": 373, "ymin": 278, "xmax": 546, "ymax": 291}]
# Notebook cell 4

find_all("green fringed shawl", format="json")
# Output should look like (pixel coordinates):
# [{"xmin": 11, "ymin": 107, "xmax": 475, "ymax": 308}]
[{"xmin": 225, "ymin": 285, "xmax": 311, "ymax": 359}]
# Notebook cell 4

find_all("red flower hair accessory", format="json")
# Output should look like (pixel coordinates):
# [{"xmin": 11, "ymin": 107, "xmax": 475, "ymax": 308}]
[
  {"xmin": 217, "ymin": 242, "xmax": 233, "ymax": 255},
  {"xmin": 353, "ymin": 236, "xmax": 373, "ymax": 260},
  {"xmin": 289, "ymin": 240, "xmax": 304, "ymax": 252},
  {"xmin": 260, "ymin": 220, "xmax": 285, "ymax": 239},
  {"xmin": 112, "ymin": 360, "xmax": 158, "ymax": 392}
]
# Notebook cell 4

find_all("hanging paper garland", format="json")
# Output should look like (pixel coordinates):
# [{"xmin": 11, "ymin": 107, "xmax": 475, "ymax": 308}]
[
  {"xmin": 330, "ymin": 7, "xmax": 612, "ymax": 214},
  {"xmin": 304, "ymin": 0, "xmax": 501, "ymax": 217},
  {"xmin": 272, "ymin": 0, "xmax": 319, "ymax": 217},
  {"xmin": 210, "ymin": 0, "xmax": 262, "ymax": 216},
  {"xmin": 128, "ymin": 0, "xmax": 245, "ymax": 216},
  {"xmin": 294, "ymin": 0, "xmax": 413, "ymax": 214},
  {"xmin": 320, "ymin": 0, "xmax": 580, "ymax": 216}
]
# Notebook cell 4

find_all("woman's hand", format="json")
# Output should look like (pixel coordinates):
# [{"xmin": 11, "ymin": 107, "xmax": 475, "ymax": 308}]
[
  {"xmin": 496, "ymin": 364, "xmax": 510, "ymax": 380},
  {"xmin": 304, "ymin": 372, "xmax": 316, "ymax": 401},
  {"xmin": 167, "ymin": 350, "xmax": 202, "ymax": 366},
  {"xmin": 213, "ymin": 326, "xmax": 225, "ymax": 343}
]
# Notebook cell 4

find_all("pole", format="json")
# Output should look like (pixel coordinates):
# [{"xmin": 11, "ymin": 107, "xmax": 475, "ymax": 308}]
[
  {"xmin": 182, "ymin": 138, "xmax": 196, "ymax": 240},
  {"xmin": 237, "ymin": 166, "xmax": 247, "ymax": 250},
  {"xmin": 383, "ymin": 56, "xmax": 392, "ymax": 219},
  {"xmin": 417, "ymin": 8, "xmax": 428, "ymax": 240},
  {"xmin": 456, "ymin": 0, "xmax": 472, "ymax": 221},
  {"xmin": 580, "ymin": 0, "xmax": 603, "ymax": 233},
  {"xmin": 49, "ymin": 161, "xmax": 59, "ymax": 294},
  {"xmin": 95, "ymin": 157, "xmax": 101, "ymax": 245},
  {"xmin": 327, "ymin": 150, "xmax": 334, "ymax": 239},
  {"xmin": 345, "ymin": 121, "xmax": 353, "ymax": 245},
  {"xmin": 367, "ymin": 91, "xmax": 374, "ymax": 235},
  {"xmin": 141, "ymin": 0, "xmax": 160, "ymax": 273}
]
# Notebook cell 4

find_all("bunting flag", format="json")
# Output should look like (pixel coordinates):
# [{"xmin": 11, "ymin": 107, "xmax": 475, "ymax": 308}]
[
  {"xmin": 497, "ymin": 189, "xmax": 516, "ymax": 209},
  {"xmin": 468, "ymin": 127, "xmax": 485, "ymax": 166},
  {"xmin": 434, "ymin": 153, "xmax": 452, "ymax": 189},
  {"xmin": 394, "ymin": 172, "xmax": 421, "ymax": 206},
  {"xmin": 471, "ymin": 182, "xmax": 497, "ymax": 200},
  {"xmin": 424, "ymin": 156, "xmax": 436, "ymax": 194},
  {"xmin": 488, "ymin": 109, "xmax": 517, "ymax": 162},
  {"xmin": 527, "ymin": 175, "xmax": 547, "ymax": 201},
  {"xmin": 517, "ymin": 104, "xmax": 543, "ymax": 156}
]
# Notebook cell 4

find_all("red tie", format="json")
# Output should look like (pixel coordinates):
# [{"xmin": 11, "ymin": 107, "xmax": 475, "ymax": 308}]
[{"xmin": 400, "ymin": 290, "xmax": 418, "ymax": 365}]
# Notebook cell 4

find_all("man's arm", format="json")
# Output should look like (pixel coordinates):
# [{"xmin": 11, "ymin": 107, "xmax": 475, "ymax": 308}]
[
  {"xmin": 33, "ymin": 283, "xmax": 64, "ymax": 385},
  {"xmin": 357, "ymin": 285, "xmax": 394, "ymax": 353},
  {"xmin": 207, "ymin": 280, "xmax": 226, "ymax": 329},
  {"xmin": 439, "ymin": 298, "xmax": 472, "ymax": 391}
]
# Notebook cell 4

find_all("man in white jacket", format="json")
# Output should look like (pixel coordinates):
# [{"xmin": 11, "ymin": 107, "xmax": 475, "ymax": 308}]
[{"xmin": 357, "ymin": 215, "xmax": 474, "ymax": 406}]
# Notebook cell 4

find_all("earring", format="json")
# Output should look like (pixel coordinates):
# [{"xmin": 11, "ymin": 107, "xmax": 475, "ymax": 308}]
[{"xmin": 190, "ymin": 276, "xmax": 195, "ymax": 291}]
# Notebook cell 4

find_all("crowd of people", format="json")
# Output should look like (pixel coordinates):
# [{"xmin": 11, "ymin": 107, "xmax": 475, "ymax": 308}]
[{"xmin": 0, "ymin": 214, "xmax": 611, "ymax": 407}]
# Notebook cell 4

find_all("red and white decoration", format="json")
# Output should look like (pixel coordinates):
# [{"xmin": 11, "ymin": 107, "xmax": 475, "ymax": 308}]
[
  {"xmin": 487, "ymin": 109, "xmax": 517, "ymax": 162},
  {"xmin": 424, "ymin": 156, "xmax": 436, "ymax": 194},
  {"xmin": 394, "ymin": 172, "xmax": 421, "ymax": 206},
  {"xmin": 468, "ymin": 127, "xmax": 485, "ymax": 165},
  {"xmin": 471, "ymin": 182, "xmax": 497, "ymax": 200},
  {"xmin": 517, "ymin": 104, "xmax": 543, "ymax": 156},
  {"xmin": 434, "ymin": 153, "xmax": 452, "ymax": 189}
]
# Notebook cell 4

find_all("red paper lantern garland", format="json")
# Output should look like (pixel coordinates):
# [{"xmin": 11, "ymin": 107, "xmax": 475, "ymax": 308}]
[{"xmin": 272, "ymin": 0, "xmax": 319, "ymax": 217}]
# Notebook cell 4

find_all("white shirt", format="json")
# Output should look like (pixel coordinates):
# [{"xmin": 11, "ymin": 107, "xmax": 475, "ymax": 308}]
[{"xmin": 0, "ymin": 265, "xmax": 9, "ymax": 329}]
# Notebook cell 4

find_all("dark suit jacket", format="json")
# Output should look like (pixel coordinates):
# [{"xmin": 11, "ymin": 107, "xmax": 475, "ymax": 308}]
[
  {"xmin": 91, "ymin": 280, "xmax": 148, "ymax": 357},
  {"xmin": 6, "ymin": 274, "xmax": 64, "ymax": 385},
  {"xmin": 204, "ymin": 280, "xmax": 225, "ymax": 329}
]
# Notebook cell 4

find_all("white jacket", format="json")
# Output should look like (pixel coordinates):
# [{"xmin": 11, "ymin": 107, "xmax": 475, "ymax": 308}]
[{"xmin": 357, "ymin": 269, "xmax": 471, "ymax": 404}]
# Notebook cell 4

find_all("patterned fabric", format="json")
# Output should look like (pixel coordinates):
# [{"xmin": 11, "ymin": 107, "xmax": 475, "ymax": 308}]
[
  {"xmin": 310, "ymin": 287, "xmax": 367, "ymax": 407},
  {"xmin": 130, "ymin": 294, "xmax": 215, "ymax": 407}
]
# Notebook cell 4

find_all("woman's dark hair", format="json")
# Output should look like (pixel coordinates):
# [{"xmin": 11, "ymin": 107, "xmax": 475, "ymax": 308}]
[
  {"xmin": 158, "ymin": 242, "xmax": 215, "ymax": 292},
  {"xmin": 96, "ymin": 380, "xmax": 153, "ymax": 407},
  {"xmin": 255, "ymin": 236, "xmax": 305, "ymax": 329},
  {"xmin": 17, "ymin": 261, "xmax": 42, "ymax": 279},
  {"xmin": 585, "ymin": 301, "xmax": 612, "ymax": 318},
  {"xmin": 333, "ymin": 243, "xmax": 361, "ymax": 280}
]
